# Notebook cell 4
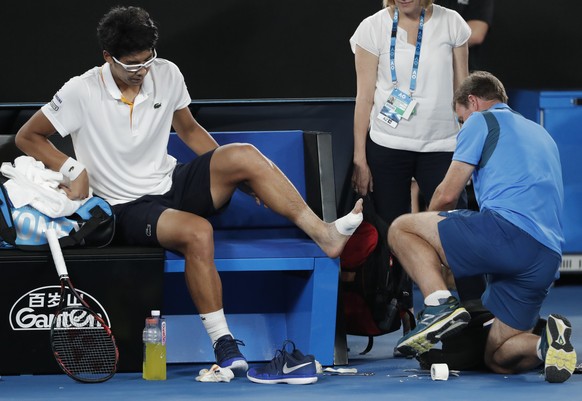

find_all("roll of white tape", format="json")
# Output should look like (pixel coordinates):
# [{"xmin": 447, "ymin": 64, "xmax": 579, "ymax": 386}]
[{"xmin": 430, "ymin": 363, "xmax": 449, "ymax": 381}]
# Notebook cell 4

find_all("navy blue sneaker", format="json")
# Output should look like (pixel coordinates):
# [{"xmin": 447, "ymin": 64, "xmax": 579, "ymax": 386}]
[
  {"xmin": 213, "ymin": 335, "xmax": 248, "ymax": 374},
  {"xmin": 396, "ymin": 296, "xmax": 470, "ymax": 356},
  {"xmin": 247, "ymin": 341, "xmax": 318, "ymax": 384},
  {"xmin": 540, "ymin": 314, "xmax": 577, "ymax": 383}
]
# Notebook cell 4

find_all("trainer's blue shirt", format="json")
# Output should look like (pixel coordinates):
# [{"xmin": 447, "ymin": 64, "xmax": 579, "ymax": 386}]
[{"xmin": 453, "ymin": 103, "xmax": 564, "ymax": 255}]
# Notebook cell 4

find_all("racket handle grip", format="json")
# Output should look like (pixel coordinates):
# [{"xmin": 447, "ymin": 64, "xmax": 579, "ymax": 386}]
[{"xmin": 46, "ymin": 228, "xmax": 68, "ymax": 277}]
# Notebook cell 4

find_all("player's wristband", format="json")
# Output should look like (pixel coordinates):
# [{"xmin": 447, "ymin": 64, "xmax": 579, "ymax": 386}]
[{"xmin": 59, "ymin": 157, "xmax": 86, "ymax": 181}]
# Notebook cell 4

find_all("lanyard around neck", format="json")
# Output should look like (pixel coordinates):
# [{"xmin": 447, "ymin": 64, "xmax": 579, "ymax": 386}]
[{"xmin": 389, "ymin": 7, "xmax": 426, "ymax": 94}]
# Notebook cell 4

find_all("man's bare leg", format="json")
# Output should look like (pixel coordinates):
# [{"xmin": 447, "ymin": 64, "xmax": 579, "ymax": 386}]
[
  {"xmin": 157, "ymin": 210, "xmax": 221, "ymax": 314},
  {"xmin": 486, "ymin": 315, "xmax": 577, "ymax": 382},
  {"xmin": 388, "ymin": 212, "xmax": 470, "ymax": 355},
  {"xmin": 157, "ymin": 209, "xmax": 248, "ymax": 372},
  {"xmin": 485, "ymin": 318, "xmax": 541, "ymax": 374},
  {"xmin": 209, "ymin": 143, "xmax": 363, "ymax": 258},
  {"xmin": 388, "ymin": 211, "xmax": 449, "ymax": 297}
]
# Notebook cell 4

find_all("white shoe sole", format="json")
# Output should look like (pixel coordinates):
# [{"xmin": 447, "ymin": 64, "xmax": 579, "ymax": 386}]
[
  {"xmin": 223, "ymin": 359, "xmax": 248, "ymax": 376},
  {"xmin": 247, "ymin": 374, "xmax": 318, "ymax": 385}
]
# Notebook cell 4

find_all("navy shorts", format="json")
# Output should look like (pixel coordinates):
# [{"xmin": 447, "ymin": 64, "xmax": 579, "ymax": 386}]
[
  {"xmin": 112, "ymin": 150, "xmax": 218, "ymax": 246},
  {"xmin": 438, "ymin": 209, "xmax": 561, "ymax": 331}
]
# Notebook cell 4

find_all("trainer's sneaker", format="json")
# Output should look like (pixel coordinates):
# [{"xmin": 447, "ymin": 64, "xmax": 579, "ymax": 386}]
[
  {"xmin": 396, "ymin": 296, "xmax": 470, "ymax": 356},
  {"xmin": 213, "ymin": 335, "xmax": 248, "ymax": 374},
  {"xmin": 540, "ymin": 314, "xmax": 577, "ymax": 383},
  {"xmin": 247, "ymin": 340, "xmax": 318, "ymax": 384}
]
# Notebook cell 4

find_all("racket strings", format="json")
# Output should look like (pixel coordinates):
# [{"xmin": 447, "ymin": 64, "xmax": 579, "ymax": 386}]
[{"xmin": 52, "ymin": 309, "xmax": 118, "ymax": 382}]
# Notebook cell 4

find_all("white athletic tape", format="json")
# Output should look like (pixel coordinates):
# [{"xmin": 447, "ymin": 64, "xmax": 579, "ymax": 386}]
[
  {"xmin": 334, "ymin": 211, "xmax": 363, "ymax": 236},
  {"xmin": 430, "ymin": 363, "xmax": 449, "ymax": 381}
]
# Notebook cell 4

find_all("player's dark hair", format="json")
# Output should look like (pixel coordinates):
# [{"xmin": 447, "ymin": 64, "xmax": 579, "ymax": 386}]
[
  {"xmin": 454, "ymin": 71, "xmax": 508, "ymax": 107},
  {"xmin": 97, "ymin": 6, "xmax": 158, "ymax": 58}
]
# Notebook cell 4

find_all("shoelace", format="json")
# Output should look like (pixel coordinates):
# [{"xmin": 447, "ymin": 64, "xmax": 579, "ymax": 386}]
[
  {"xmin": 265, "ymin": 349, "xmax": 290, "ymax": 371},
  {"xmin": 213, "ymin": 337, "xmax": 245, "ymax": 359},
  {"xmin": 265, "ymin": 340, "xmax": 298, "ymax": 371}
]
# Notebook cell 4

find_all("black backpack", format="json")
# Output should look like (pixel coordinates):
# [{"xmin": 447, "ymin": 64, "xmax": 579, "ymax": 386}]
[{"xmin": 340, "ymin": 195, "xmax": 415, "ymax": 354}]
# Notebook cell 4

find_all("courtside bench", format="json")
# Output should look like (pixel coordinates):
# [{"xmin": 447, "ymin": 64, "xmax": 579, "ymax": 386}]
[
  {"xmin": 163, "ymin": 130, "xmax": 342, "ymax": 366},
  {"xmin": 0, "ymin": 129, "xmax": 343, "ymax": 372}
]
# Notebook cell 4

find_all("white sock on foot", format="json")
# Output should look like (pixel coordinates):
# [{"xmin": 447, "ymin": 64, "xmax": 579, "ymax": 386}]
[
  {"xmin": 200, "ymin": 309, "xmax": 231, "ymax": 343},
  {"xmin": 424, "ymin": 290, "xmax": 452, "ymax": 306},
  {"xmin": 334, "ymin": 210, "xmax": 363, "ymax": 236}
]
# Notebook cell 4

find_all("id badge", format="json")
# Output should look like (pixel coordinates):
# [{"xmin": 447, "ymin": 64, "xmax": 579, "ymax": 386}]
[
  {"xmin": 377, "ymin": 88, "xmax": 418, "ymax": 128},
  {"xmin": 377, "ymin": 103, "xmax": 402, "ymax": 128}
]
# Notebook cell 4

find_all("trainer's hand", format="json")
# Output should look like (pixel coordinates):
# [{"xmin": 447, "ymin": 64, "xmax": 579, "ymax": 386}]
[
  {"xmin": 59, "ymin": 169, "xmax": 90, "ymax": 200},
  {"xmin": 351, "ymin": 163, "xmax": 373, "ymax": 196}
]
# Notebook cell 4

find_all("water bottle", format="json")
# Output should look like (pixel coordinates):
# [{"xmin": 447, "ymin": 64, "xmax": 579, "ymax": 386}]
[{"xmin": 142, "ymin": 310, "xmax": 166, "ymax": 380}]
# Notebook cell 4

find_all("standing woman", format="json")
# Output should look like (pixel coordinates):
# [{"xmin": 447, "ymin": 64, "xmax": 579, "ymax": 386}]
[
  {"xmin": 351, "ymin": 0, "xmax": 469, "ymax": 216},
  {"xmin": 350, "ymin": 0, "xmax": 477, "ymax": 343}
]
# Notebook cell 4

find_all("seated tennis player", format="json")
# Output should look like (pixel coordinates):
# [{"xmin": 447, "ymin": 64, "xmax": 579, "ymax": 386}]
[{"xmin": 15, "ymin": 5, "xmax": 363, "ymax": 374}]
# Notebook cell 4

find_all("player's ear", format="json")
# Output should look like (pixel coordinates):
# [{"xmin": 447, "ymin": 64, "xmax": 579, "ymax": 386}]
[{"xmin": 103, "ymin": 50, "xmax": 113, "ymax": 64}]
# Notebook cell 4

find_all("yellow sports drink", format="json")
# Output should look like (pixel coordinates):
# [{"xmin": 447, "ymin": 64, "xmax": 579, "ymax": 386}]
[
  {"xmin": 143, "ymin": 342, "xmax": 166, "ymax": 380},
  {"xmin": 142, "ymin": 311, "xmax": 167, "ymax": 380}
]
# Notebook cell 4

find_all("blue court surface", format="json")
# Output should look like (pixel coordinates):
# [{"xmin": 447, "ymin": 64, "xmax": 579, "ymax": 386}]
[{"xmin": 2, "ymin": 281, "xmax": 580, "ymax": 401}]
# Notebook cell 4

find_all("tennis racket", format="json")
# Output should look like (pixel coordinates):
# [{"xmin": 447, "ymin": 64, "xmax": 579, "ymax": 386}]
[{"xmin": 46, "ymin": 227, "xmax": 119, "ymax": 383}]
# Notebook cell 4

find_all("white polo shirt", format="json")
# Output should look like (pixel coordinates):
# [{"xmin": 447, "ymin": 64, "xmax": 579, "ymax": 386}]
[
  {"xmin": 42, "ymin": 59, "xmax": 192, "ymax": 205},
  {"xmin": 350, "ymin": 5, "xmax": 470, "ymax": 152}
]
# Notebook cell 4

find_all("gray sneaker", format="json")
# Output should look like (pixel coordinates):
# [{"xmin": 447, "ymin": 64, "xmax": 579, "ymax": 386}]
[{"xmin": 396, "ymin": 296, "xmax": 470, "ymax": 356}]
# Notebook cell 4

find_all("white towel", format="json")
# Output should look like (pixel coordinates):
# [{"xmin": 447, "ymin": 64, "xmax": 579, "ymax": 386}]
[
  {"xmin": 1, "ymin": 156, "xmax": 90, "ymax": 218},
  {"xmin": 195, "ymin": 364, "xmax": 234, "ymax": 383}
]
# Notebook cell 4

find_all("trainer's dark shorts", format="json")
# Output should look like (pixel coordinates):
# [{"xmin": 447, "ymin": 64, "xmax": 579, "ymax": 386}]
[
  {"xmin": 438, "ymin": 209, "xmax": 561, "ymax": 331},
  {"xmin": 112, "ymin": 150, "xmax": 218, "ymax": 247}
]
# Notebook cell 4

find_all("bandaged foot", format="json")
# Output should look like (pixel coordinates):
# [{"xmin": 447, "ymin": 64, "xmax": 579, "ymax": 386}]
[
  {"xmin": 316, "ymin": 198, "xmax": 363, "ymax": 259},
  {"xmin": 334, "ymin": 205, "xmax": 364, "ymax": 236}
]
